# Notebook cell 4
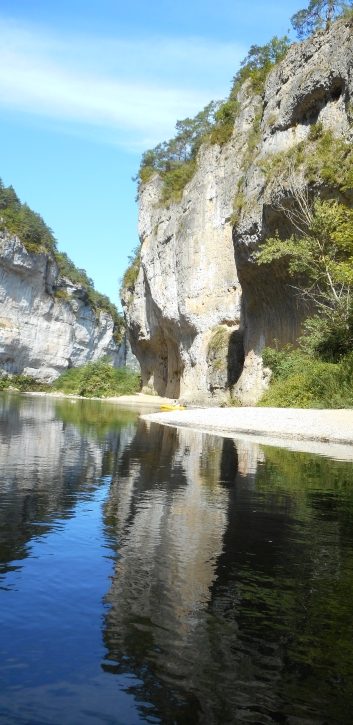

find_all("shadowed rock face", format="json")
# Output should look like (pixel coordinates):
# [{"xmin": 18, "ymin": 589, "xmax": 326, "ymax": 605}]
[
  {"xmin": 123, "ymin": 20, "xmax": 353, "ymax": 404},
  {"xmin": 0, "ymin": 233, "xmax": 125, "ymax": 381}
]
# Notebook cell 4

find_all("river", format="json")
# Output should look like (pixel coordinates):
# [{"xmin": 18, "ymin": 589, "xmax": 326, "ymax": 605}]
[{"xmin": 0, "ymin": 393, "xmax": 352, "ymax": 724}]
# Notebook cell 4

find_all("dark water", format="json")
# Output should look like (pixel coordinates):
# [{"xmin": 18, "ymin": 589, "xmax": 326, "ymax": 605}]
[{"xmin": 0, "ymin": 394, "xmax": 353, "ymax": 725}]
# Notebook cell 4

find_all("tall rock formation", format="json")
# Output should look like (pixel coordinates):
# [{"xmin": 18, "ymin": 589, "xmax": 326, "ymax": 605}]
[
  {"xmin": 123, "ymin": 20, "xmax": 353, "ymax": 404},
  {"xmin": 0, "ymin": 232, "xmax": 125, "ymax": 381}
]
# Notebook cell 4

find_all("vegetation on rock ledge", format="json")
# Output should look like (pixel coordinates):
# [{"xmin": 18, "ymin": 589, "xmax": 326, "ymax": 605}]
[
  {"xmin": 0, "ymin": 178, "xmax": 124, "ymax": 335},
  {"xmin": 120, "ymin": 245, "xmax": 141, "ymax": 303},
  {"xmin": 134, "ymin": 36, "xmax": 290, "ymax": 207}
]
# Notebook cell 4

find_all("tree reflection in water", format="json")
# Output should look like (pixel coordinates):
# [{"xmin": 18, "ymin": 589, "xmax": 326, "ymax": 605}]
[{"xmin": 0, "ymin": 394, "xmax": 136, "ymax": 577}]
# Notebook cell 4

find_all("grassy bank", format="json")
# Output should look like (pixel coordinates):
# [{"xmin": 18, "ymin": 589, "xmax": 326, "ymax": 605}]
[
  {"xmin": 0, "ymin": 375, "xmax": 50, "ymax": 393},
  {"xmin": 258, "ymin": 347, "xmax": 353, "ymax": 408},
  {"xmin": 0, "ymin": 360, "xmax": 141, "ymax": 399}
]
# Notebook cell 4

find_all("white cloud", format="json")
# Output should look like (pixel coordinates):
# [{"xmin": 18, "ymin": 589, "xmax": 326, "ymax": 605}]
[{"xmin": 0, "ymin": 18, "xmax": 245, "ymax": 149}]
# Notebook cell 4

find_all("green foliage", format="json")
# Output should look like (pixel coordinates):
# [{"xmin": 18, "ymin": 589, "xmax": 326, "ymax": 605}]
[
  {"xmin": 230, "ymin": 36, "xmax": 291, "ymax": 97},
  {"xmin": 135, "ymin": 35, "xmax": 290, "ymax": 205},
  {"xmin": 261, "ymin": 343, "xmax": 305, "ymax": 381},
  {"xmin": 52, "ymin": 359, "xmax": 141, "ymax": 398},
  {"xmin": 257, "ymin": 196, "xmax": 353, "ymax": 406},
  {"xmin": 305, "ymin": 130, "xmax": 353, "ymax": 186},
  {"xmin": 120, "ymin": 245, "xmax": 141, "ymax": 300},
  {"xmin": 208, "ymin": 326, "xmax": 229, "ymax": 353},
  {"xmin": 136, "ymin": 102, "xmax": 219, "ymax": 203},
  {"xmin": 54, "ymin": 288, "xmax": 70, "ymax": 303},
  {"xmin": 0, "ymin": 179, "xmax": 57, "ymax": 253},
  {"xmin": 0, "ymin": 374, "xmax": 50, "ymax": 393},
  {"xmin": 307, "ymin": 120, "xmax": 324, "ymax": 141},
  {"xmin": 260, "ymin": 128, "xmax": 353, "ymax": 190},
  {"xmin": 208, "ymin": 326, "xmax": 230, "ymax": 373},
  {"xmin": 54, "ymin": 399, "xmax": 137, "ymax": 439},
  {"xmin": 241, "ymin": 110, "xmax": 263, "ymax": 169},
  {"xmin": 160, "ymin": 160, "xmax": 197, "ymax": 205},
  {"xmin": 257, "ymin": 198, "xmax": 353, "ymax": 362},
  {"xmin": 209, "ymin": 99, "xmax": 240, "ymax": 146},
  {"xmin": 291, "ymin": 0, "xmax": 352, "ymax": 38},
  {"xmin": 259, "ymin": 346, "xmax": 353, "ymax": 407},
  {"xmin": 299, "ymin": 309, "xmax": 353, "ymax": 361},
  {"xmin": 257, "ymin": 198, "xmax": 353, "ymax": 301},
  {"xmin": 231, "ymin": 191, "xmax": 245, "ymax": 224}
]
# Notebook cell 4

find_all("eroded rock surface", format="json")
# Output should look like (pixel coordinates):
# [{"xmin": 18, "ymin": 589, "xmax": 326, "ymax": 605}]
[
  {"xmin": 0, "ymin": 233, "xmax": 125, "ymax": 381},
  {"xmin": 123, "ymin": 20, "xmax": 353, "ymax": 404}
]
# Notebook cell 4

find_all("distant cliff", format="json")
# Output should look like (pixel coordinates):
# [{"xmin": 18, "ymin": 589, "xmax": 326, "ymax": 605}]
[
  {"xmin": 0, "ymin": 231, "xmax": 125, "ymax": 381},
  {"xmin": 122, "ymin": 19, "xmax": 353, "ymax": 404}
]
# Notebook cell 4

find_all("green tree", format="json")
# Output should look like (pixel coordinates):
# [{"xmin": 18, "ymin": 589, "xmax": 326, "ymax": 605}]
[
  {"xmin": 291, "ymin": 0, "xmax": 353, "ymax": 38},
  {"xmin": 230, "ymin": 36, "xmax": 291, "ymax": 96},
  {"xmin": 256, "ymin": 187, "xmax": 353, "ymax": 360}
]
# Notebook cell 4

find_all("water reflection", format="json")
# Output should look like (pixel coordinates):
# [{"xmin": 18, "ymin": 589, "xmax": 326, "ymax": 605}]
[
  {"xmin": 0, "ymin": 394, "xmax": 353, "ymax": 724},
  {"xmin": 0, "ymin": 394, "xmax": 136, "ymax": 576},
  {"xmin": 102, "ymin": 423, "xmax": 353, "ymax": 725}
]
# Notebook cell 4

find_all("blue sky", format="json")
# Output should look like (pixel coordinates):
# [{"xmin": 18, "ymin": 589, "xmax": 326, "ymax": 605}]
[{"xmin": 0, "ymin": 0, "xmax": 302, "ymax": 309}]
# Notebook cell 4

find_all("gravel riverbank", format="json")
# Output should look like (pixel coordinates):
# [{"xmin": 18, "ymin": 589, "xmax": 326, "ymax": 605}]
[{"xmin": 141, "ymin": 407, "xmax": 353, "ymax": 446}]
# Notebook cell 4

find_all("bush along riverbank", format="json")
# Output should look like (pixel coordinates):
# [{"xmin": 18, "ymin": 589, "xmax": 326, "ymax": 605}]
[
  {"xmin": 258, "ymin": 347, "xmax": 353, "ymax": 408},
  {"xmin": 0, "ymin": 359, "xmax": 141, "ymax": 399},
  {"xmin": 255, "ymin": 183, "xmax": 353, "ymax": 409}
]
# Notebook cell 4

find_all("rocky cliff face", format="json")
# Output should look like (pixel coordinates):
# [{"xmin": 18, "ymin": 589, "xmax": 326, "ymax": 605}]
[
  {"xmin": 123, "ymin": 20, "xmax": 353, "ymax": 404},
  {"xmin": 0, "ymin": 233, "xmax": 125, "ymax": 381}
]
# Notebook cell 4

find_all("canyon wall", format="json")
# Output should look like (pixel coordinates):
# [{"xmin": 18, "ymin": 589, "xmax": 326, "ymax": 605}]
[
  {"xmin": 123, "ymin": 20, "xmax": 353, "ymax": 404},
  {"xmin": 0, "ymin": 233, "xmax": 125, "ymax": 381}
]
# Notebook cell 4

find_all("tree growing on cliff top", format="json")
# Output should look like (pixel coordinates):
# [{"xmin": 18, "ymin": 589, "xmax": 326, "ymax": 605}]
[{"xmin": 291, "ymin": 0, "xmax": 353, "ymax": 38}]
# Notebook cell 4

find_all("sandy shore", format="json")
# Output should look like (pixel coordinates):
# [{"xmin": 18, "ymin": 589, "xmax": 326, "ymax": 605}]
[
  {"xmin": 23, "ymin": 390, "xmax": 170, "ymax": 407},
  {"xmin": 141, "ymin": 407, "xmax": 353, "ymax": 447}
]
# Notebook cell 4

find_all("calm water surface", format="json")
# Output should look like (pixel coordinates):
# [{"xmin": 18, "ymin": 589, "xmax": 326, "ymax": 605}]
[{"xmin": 0, "ymin": 393, "xmax": 352, "ymax": 725}]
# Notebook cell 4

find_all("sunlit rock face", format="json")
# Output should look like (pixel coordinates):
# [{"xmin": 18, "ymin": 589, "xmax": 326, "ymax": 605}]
[
  {"xmin": 124, "ymin": 20, "xmax": 353, "ymax": 404},
  {"xmin": 0, "ymin": 233, "xmax": 125, "ymax": 381}
]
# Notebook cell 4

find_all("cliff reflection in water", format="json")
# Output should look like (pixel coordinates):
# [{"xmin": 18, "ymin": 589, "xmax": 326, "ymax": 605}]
[
  {"xmin": 103, "ymin": 420, "xmax": 230, "ymax": 723},
  {"xmin": 0, "ymin": 394, "xmax": 136, "ymax": 576},
  {"xmin": 102, "ymin": 421, "xmax": 353, "ymax": 725},
  {"xmin": 1, "ymin": 395, "xmax": 353, "ymax": 725}
]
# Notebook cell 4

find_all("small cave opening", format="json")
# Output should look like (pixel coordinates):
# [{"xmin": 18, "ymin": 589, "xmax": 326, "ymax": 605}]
[{"xmin": 291, "ymin": 78, "xmax": 345, "ymax": 127}]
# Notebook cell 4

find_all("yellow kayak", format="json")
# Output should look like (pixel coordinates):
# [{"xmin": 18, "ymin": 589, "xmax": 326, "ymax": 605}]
[{"xmin": 160, "ymin": 405, "xmax": 186, "ymax": 411}]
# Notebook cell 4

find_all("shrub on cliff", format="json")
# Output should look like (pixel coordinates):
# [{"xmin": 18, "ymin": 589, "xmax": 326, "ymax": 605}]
[
  {"xmin": 230, "ymin": 35, "xmax": 291, "ymax": 97},
  {"xmin": 134, "ymin": 36, "xmax": 291, "ymax": 204},
  {"xmin": 120, "ymin": 245, "xmax": 141, "ymax": 302},
  {"xmin": 52, "ymin": 359, "xmax": 141, "ymax": 398}
]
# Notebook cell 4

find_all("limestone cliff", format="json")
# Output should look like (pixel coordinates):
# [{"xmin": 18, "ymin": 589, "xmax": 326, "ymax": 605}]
[
  {"xmin": 0, "ymin": 232, "xmax": 125, "ymax": 381},
  {"xmin": 123, "ymin": 20, "xmax": 353, "ymax": 404}
]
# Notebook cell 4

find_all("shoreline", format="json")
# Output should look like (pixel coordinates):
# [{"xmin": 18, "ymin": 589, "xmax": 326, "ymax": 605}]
[
  {"xmin": 140, "ymin": 407, "xmax": 353, "ymax": 459},
  {"xmin": 9, "ymin": 391, "xmax": 353, "ymax": 459},
  {"xmin": 19, "ymin": 390, "xmax": 170, "ymax": 407}
]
